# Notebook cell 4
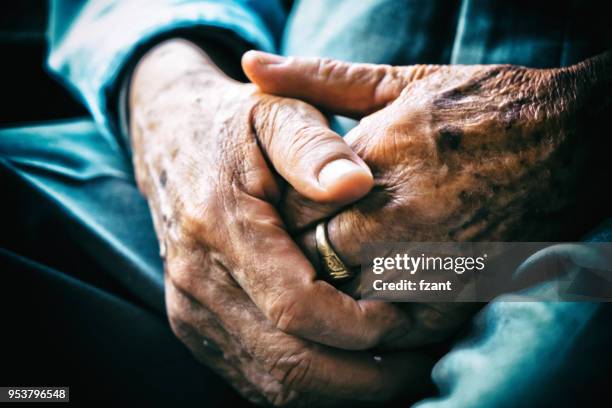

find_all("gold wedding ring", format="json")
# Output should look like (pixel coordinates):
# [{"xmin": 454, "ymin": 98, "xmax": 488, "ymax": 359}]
[{"xmin": 315, "ymin": 221, "xmax": 354, "ymax": 281}]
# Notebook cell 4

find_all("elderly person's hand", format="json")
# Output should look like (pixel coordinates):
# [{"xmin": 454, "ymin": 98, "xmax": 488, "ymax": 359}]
[
  {"xmin": 129, "ymin": 39, "xmax": 432, "ymax": 406},
  {"xmin": 243, "ymin": 50, "xmax": 612, "ymax": 346}
]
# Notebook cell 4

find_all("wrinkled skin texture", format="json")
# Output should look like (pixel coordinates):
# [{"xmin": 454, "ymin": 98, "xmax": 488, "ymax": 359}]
[
  {"xmin": 129, "ymin": 40, "xmax": 432, "ymax": 406},
  {"xmin": 244, "ymin": 50, "xmax": 612, "ymax": 345}
]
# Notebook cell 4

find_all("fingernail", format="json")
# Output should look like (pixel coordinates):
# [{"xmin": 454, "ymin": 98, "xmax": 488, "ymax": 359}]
[
  {"xmin": 318, "ymin": 159, "xmax": 368, "ymax": 189},
  {"xmin": 253, "ymin": 51, "xmax": 285, "ymax": 65}
]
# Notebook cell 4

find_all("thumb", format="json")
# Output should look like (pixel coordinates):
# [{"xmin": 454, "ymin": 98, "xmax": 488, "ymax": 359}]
[
  {"xmin": 252, "ymin": 97, "xmax": 373, "ymax": 204},
  {"xmin": 242, "ymin": 51, "xmax": 431, "ymax": 118}
]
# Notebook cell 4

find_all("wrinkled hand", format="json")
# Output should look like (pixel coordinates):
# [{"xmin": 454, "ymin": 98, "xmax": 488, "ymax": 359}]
[
  {"xmin": 130, "ymin": 40, "xmax": 431, "ymax": 406},
  {"xmin": 243, "ymin": 50, "xmax": 611, "ymax": 345}
]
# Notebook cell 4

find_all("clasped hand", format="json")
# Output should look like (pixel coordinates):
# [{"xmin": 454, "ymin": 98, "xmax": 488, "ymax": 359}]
[{"xmin": 130, "ymin": 39, "xmax": 607, "ymax": 406}]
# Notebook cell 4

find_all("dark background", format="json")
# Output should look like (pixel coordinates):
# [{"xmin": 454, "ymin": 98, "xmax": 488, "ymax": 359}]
[{"xmin": 0, "ymin": 1, "xmax": 85, "ymax": 127}]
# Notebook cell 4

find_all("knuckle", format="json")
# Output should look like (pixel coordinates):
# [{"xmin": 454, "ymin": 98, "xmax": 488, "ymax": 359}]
[
  {"xmin": 287, "ymin": 126, "xmax": 330, "ymax": 162},
  {"xmin": 179, "ymin": 197, "xmax": 213, "ymax": 239},
  {"xmin": 166, "ymin": 258, "xmax": 199, "ymax": 294},
  {"xmin": 414, "ymin": 305, "xmax": 451, "ymax": 334},
  {"xmin": 370, "ymin": 65, "xmax": 396, "ymax": 101},
  {"xmin": 264, "ymin": 390, "xmax": 298, "ymax": 408},
  {"xmin": 351, "ymin": 314, "xmax": 385, "ymax": 350},
  {"xmin": 315, "ymin": 57, "xmax": 346, "ymax": 83},
  {"xmin": 165, "ymin": 278, "xmax": 194, "ymax": 323},
  {"xmin": 251, "ymin": 97, "xmax": 281, "ymax": 145},
  {"xmin": 166, "ymin": 278, "xmax": 221, "ymax": 354},
  {"xmin": 358, "ymin": 318, "xmax": 388, "ymax": 349},
  {"xmin": 177, "ymin": 194, "xmax": 228, "ymax": 249},
  {"xmin": 264, "ymin": 393, "xmax": 292, "ymax": 408},
  {"xmin": 167, "ymin": 313, "xmax": 195, "ymax": 343},
  {"xmin": 168, "ymin": 174, "xmax": 219, "ymax": 241},
  {"xmin": 165, "ymin": 251, "xmax": 223, "ymax": 305},
  {"xmin": 165, "ymin": 251, "xmax": 210, "ymax": 294},
  {"xmin": 268, "ymin": 348, "xmax": 315, "ymax": 392},
  {"xmin": 268, "ymin": 291, "xmax": 308, "ymax": 335}
]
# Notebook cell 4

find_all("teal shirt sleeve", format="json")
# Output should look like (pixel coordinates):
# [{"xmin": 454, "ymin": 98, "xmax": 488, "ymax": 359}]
[
  {"xmin": 414, "ymin": 227, "xmax": 612, "ymax": 408},
  {"xmin": 46, "ymin": 0, "xmax": 286, "ymax": 151},
  {"xmin": 414, "ymin": 299, "xmax": 601, "ymax": 408}
]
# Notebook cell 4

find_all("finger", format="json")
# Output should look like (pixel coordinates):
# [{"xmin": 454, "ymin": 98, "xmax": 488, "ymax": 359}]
[
  {"xmin": 223, "ymin": 193, "xmax": 410, "ymax": 350},
  {"xmin": 177, "ymin": 159, "xmax": 410, "ymax": 351},
  {"xmin": 174, "ymin": 267, "xmax": 433, "ymax": 400},
  {"xmin": 242, "ymin": 51, "xmax": 438, "ymax": 118},
  {"xmin": 252, "ymin": 96, "xmax": 373, "ymax": 204},
  {"xmin": 382, "ymin": 303, "xmax": 481, "ymax": 349},
  {"xmin": 296, "ymin": 227, "xmax": 479, "ymax": 349},
  {"xmin": 280, "ymin": 187, "xmax": 343, "ymax": 233},
  {"xmin": 296, "ymin": 197, "xmax": 391, "ymax": 269},
  {"xmin": 165, "ymin": 275, "xmax": 292, "ymax": 406}
]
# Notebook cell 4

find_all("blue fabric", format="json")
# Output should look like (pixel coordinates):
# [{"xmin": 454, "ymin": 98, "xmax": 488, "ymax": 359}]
[
  {"xmin": 15, "ymin": 0, "xmax": 611, "ymax": 405},
  {"xmin": 414, "ymin": 301, "xmax": 607, "ymax": 407},
  {"xmin": 283, "ymin": 0, "xmax": 612, "ymax": 67},
  {"xmin": 0, "ymin": 119, "xmax": 165, "ymax": 312},
  {"xmin": 47, "ymin": 0, "xmax": 285, "ymax": 151}
]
